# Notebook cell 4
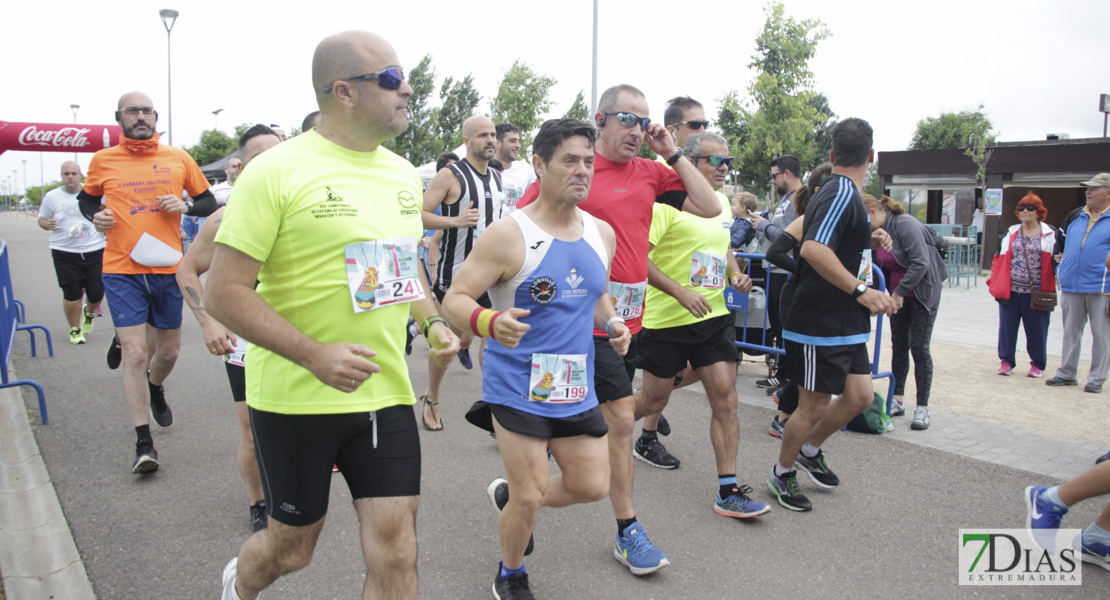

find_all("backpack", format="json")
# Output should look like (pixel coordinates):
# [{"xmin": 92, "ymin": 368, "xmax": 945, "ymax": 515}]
[
  {"xmin": 846, "ymin": 391, "xmax": 894, "ymax": 434},
  {"xmin": 924, "ymin": 226, "xmax": 949, "ymax": 261}
]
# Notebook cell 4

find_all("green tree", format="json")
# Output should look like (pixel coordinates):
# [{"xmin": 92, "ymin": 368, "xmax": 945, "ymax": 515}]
[
  {"xmin": 562, "ymin": 90, "xmax": 590, "ymax": 121},
  {"xmin": 434, "ymin": 74, "xmax": 481, "ymax": 154},
  {"xmin": 384, "ymin": 54, "xmax": 442, "ymax": 165},
  {"xmin": 490, "ymin": 60, "xmax": 556, "ymax": 153},
  {"xmin": 25, "ymin": 180, "xmax": 63, "ymax": 206},
  {"xmin": 808, "ymin": 93, "xmax": 837, "ymax": 170},
  {"xmin": 184, "ymin": 129, "xmax": 237, "ymax": 166},
  {"xmin": 908, "ymin": 106, "xmax": 995, "ymax": 151}
]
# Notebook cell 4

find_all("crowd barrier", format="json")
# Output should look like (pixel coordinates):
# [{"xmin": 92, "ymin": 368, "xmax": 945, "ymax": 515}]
[{"xmin": 0, "ymin": 240, "xmax": 52, "ymax": 423}]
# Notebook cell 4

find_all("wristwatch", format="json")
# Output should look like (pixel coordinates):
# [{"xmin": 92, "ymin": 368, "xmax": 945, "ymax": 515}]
[
  {"xmin": 184, "ymin": 199, "xmax": 194, "ymax": 214},
  {"xmin": 851, "ymin": 282, "xmax": 868, "ymax": 298},
  {"xmin": 666, "ymin": 148, "xmax": 684, "ymax": 166}
]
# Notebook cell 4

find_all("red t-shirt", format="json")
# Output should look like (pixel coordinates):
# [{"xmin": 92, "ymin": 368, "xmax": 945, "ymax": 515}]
[{"xmin": 518, "ymin": 154, "xmax": 686, "ymax": 334}]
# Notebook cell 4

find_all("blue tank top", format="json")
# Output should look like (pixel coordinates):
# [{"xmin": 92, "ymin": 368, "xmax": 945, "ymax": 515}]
[{"xmin": 482, "ymin": 209, "xmax": 609, "ymax": 418}]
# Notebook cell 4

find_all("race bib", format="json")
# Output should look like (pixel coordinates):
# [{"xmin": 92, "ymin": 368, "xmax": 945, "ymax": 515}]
[
  {"xmin": 608, "ymin": 280, "xmax": 647, "ymax": 319},
  {"xmin": 224, "ymin": 334, "xmax": 249, "ymax": 367},
  {"xmin": 690, "ymin": 252, "xmax": 727, "ymax": 289},
  {"xmin": 858, "ymin": 249, "xmax": 874, "ymax": 285},
  {"xmin": 68, "ymin": 221, "xmax": 95, "ymax": 239},
  {"xmin": 345, "ymin": 237, "xmax": 425, "ymax": 313},
  {"xmin": 528, "ymin": 353, "xmax": 589, "ymax": 403}
]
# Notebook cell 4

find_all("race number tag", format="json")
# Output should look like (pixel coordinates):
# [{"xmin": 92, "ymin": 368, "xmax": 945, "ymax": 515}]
[
  {"xmin": 608, "ymin": 281, "xmax": 647, "ymax": 319},
  {"xmin": 528, "ymin": 353, "xmax": 589, "ymax": 403},
  {"xmin": 224, "ymin": 334, "xmax": 249, "ymax": 367},
  {"xmin": 858, "ymin": 249, "xmax": 874, "ymax": 285},
  {"xmin": 689, "ymin": 252, "xmax": 727, "ymax": 289},
  {"xmin": 344, "ymin": 238, "xmax": 425, "ymax": 313},
  {"xmin": 68, "ymin": 221, "xmax": 96, "ymax": 239}
]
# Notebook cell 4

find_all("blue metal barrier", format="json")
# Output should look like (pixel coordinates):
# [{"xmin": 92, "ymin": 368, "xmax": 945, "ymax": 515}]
[{"xmin": 0, "ymin": 240, "xmax": 51, "ymax": 423}]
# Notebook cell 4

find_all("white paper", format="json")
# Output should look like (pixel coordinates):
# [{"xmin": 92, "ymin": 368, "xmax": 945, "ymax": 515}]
[{"xmin": 129, "ymin": 232, "xmax": 183, "ymax": 267}]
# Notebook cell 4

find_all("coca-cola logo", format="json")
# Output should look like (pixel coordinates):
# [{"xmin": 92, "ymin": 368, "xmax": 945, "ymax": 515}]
[{"xmin": 18, "ymin": 126, "xmax": 91, "ymax": 148}]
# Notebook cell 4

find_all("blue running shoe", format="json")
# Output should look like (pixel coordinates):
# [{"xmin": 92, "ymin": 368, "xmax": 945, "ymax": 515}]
[
  {"xmin": 1078, "ymin": 531, "xmax": 1110, "ymax": 572},
  {"xmin": 614, "ymin": 522, "xmax": 669, "ymax": 575},
  {"xmin": 1025, "ymin": 486, "xmax": 1068, "ymax": 530},
  {"xmin": 715, "ymin": 485, "xmax": 771, "ymax": 519},
  {"xmin": 458, "ymin": 346, "xmax": 474, "ymax": 370},
  {"xmin": 768, "ymin": 415, "xmax": 787, "ymax": 439}
]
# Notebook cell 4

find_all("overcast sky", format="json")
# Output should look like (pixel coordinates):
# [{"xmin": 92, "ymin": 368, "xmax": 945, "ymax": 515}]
[{"xmin": 2, "ymin": 0, "xmax": 1108, "ymax": 194}]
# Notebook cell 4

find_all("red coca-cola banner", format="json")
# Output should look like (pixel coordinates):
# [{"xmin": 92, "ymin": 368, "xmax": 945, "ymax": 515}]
[{"xmin": 0, "ymin": 121, "xmax": 122, "ymax": 156}]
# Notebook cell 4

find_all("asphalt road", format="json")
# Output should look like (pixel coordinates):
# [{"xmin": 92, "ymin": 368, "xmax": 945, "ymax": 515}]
[{"xmin": 2, "ymin": 214, "xmax": 1106, "ymax": 599}]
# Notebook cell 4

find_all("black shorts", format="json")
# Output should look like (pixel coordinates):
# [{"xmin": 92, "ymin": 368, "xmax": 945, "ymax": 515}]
[
  {"xmin": 638, "ymin": 315, "xmax": 739, "ymax": 378},
  {"xmin": 785, "ymin": 340, "xmax": 870, "ymax": 395},
  {"xmin": 465, "ymin": 401, "xmax": 609, "ymax": 440},
  {"xmin": 224, "ymin": 362, "xmax": 245, "ymax": 403},
  {"xmin": 51, "ymin": 248, "xmax": 104, "ymax": 302},
  {"xmin": 432, "ymin": 280, "xmax": 491, "ymax": 308},
  {"xmin": 249, "ymin": 403, "xmax": 421, "ymax": 527},
  {"xmin": 593, "ymin": 332, "xmax": 641, "ymax": 403}
]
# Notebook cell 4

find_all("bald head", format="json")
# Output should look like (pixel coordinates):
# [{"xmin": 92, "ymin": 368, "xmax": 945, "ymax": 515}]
[
  {"xmin": 462, "ymin": 116, "xmax": 497, "ymax": 164},
  {"xmin": 116, "ymin": 91, "xmax": 157, "ymax": 140},
  {"xmin": 60, "ymin": 161, "xmax": 82, "ymax": 193},
  {"xmin": 118, "ymin": 91, "xmax": 154, "ymax": 111},
  {"xmin": 462, "ymin": 116, "xmax": 494, "ymax": 139},
  {"xmin": 312, "ymin": 31, "xmax": 394, "ymax": 96}
]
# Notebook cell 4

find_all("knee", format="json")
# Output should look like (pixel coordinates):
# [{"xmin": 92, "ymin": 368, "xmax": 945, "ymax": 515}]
[
  {"xmin": 121, "ymin": 341, "xmax": 148, "ymax": 366},
  {"xmin": 710, "ymin": 393, "xmax": 737, "ymax": 420},
  {"xmin": 511, "ymin": 483, "xmax": 547, "ymax": 519},
  {"xmin": 274, "ymin": 544, "xmax": 315, "ymax": 574},
  {"xmin": 157, "ymin": 342, "xmax": 180, "ymax": 363}
]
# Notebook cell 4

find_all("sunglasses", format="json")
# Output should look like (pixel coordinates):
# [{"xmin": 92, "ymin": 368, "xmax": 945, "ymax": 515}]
[
  {"xmin": 693, "ymin": 154, "xmax": 733, "ymax": 168},
  {"xmin": 602, "ymin": 111, "xmax": 651, "ymax": 130},
  {"xmin": 1016, "ymin": 206, "xmax": 1038, "ymax": 212},
  {"xmin": 674, "ymin": 120, "xmax": 709, "ymax": 130},
  {"xmin": 322, "ymin": 66, "xmax": 405, "ymax": 94},
  {"xmin": 770, "ymin": 171, "xmax": 783, "ymax": 180}
]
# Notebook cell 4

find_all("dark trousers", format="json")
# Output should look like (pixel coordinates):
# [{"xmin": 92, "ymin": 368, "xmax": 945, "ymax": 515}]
[
  {"xmin": 997, "ymin": 292, "xmax": 1051, "ymax": 371},
  {"xmin": 767, "ymin": 271, "xmax": 789, "ymax": 379},
  {"xmin": 890, "ymin": 297, "xmax": 938, "ymax": 406}
]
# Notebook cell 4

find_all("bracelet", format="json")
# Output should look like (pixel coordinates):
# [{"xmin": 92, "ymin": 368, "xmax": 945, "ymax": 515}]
[
  {"xmin": 422, "ymin": 316, "xmax": 447, "ymax": 338},
  {"xmin": 666, "ymin": 148, "xmax": 684, "ymax": 166},
  {"xmin": 469, "ymin": 307, "xmax": 503, "ymax": 337},
  {"xmin": 605, "ymin": 316, "xmax": 626, "ymax": 337}
]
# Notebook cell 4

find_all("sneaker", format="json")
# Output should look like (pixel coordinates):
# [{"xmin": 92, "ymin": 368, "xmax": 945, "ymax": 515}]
[
  {"xmin": 656, "ymin": 413, "xmax": 671, "ymax": 436},
  {"xmin": 1046, "ymin": 376, "xmax": 1079, "ymax": 386},
  {"xmin": 458, "ymin": 346, "xmax": 473, "ymax": 369},
  {"xmin": 795, "ymin": 450, "xmax": 839, "ymax": 488},
  {"xmin": 715, "ymin": 485, "xmax": 771, "ymax": 519},
  {"xmin": 889, "ymin": 399, "xmax": 905, "ymax": 417},
  {"xmin": 149, "ymin": 376, "xmax": 173, "ymax": 427},
  {"xmin": 249, "ymin": 501, "xmax": 268, "ymax": 532},
  {"xmin": 768, "ymin": 415, "xmax": 787, "ymax": 439},
  {"xmin": 132, "ymin": 442, "xmax": 159, "ymax": 474},
  {"xmin": 93, "ymin": 305, "xmax": 104, "ymax": 317},
  {"xmin": 487, "ymin": 478, "xmax": 534, "ymax": 556},
  {"xmin": 767, "ymin": 467, "xmax": 812, "ymax": 512},
  {"xmin": 220, "ymin": 557, "xmax": 240, "ymax": 600},
  {"xmin": 1085, "ymin": 382, "xmax": 1103, "ymax": 393},
  {"xmin": 81, "ymin": 304, "xmax": 95, "ymax": 335},
  {"xmin": 1027, "ymin": 365, "xmax": 1044, "ymax": 378},
  {"xmin": 634, "ymin": 438, "xmax": 680, "ymax": 469},
  {"xmin": 771, "ymin": 389, "xmax": 781, "ymax": 406},
  {"xmin": 106, "ymin": 334, "xmax": 122, "ymax": 369},
  {"xmin": 492, "ymin": 565, "xmax": 534, "ymax": 600},
  {"xmin": 1078, "ymin": 532, "xmax": 1110, "ymax": 572},
  {"xmin": 68, "ymin": 327, "xmax": 86, "ymax": 345},
  {"xmin": 613, "ymin": 522, "xmax": 670, "ymax": 575},
  {"xmin": 755, "ymin": 376, "xmax": 780, "ymax": 389},
  {"xmin": 1097, "ymin": 450, "xmax": 1110, "ymax": 465},
  {"xmin": 910, "ymin": 406, "xmax": 930, "ymax": 430},
  {"xmin": 997, "ymin": 361, "xmax": 1012, "ymax": 376},
  {"xmin": 1024, "ymin": 486, "xmax": 1068, "ymax": 531},
  {"xmin": 405, "ymin": 319, "xmax": 416, "ymax": 356}
]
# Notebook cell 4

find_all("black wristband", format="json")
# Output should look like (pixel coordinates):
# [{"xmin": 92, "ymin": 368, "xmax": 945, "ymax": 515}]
[{"xmin": 666, "ymin": 148, "xmax": 684, "ymax": 166}]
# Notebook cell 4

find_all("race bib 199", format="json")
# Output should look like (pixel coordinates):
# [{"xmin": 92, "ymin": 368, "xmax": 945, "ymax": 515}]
[
  {"xmin": 608, "ymin": 280, "xmax": 647, "ymax": 319},
  {"xmin": 345, "ymin": 237, "xmax": 425, "ymax": 313},
  {"xmin": 528, "ymin": 353, "xmax": 588, "ymax": 403},
  {"xmin": 689, "ymin": 251, "xmax": 727, "ymax": 289}
]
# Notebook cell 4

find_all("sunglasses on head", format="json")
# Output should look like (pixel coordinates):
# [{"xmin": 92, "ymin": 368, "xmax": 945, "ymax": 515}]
[
  {"xmin": 322, "ymin": 66, "xmax": 405, "ymax": 94},
  {"xmin": 1017, "ymin": 205, "xmax": 1038, "ymax": 212},
  {"xmin": 693, "ymin": 154, "xmax": 733, "ymax": 168},
  {"xmin": 602, "ymin": 111, "xmax": 651, "ymax": 130},
  {"xmin": 674, "ymin": 120, "xmax": 709, "ymax": 130}
]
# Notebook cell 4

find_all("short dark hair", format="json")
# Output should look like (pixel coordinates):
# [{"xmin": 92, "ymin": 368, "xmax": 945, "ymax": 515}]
[
  {"xmin": 532, "ymin": 118, "xmax": 596, "ymax": 166},
  {"xmin": 301, "ymin": 110, "xmax": 320, "ymax": 133},
  {"xmin": 770, "ymin": 154, "xmax": 801, "ymax": 179},
  {"xmin": 831, "ymin": 118, "xmax": 873, "ymax": 167},
  {"xmin": 663, "ymin": 96, "xmax": 702, "ymax": 127},
  {"xmin": 239, "ymin": 124, "xmax": 277, "ymax": 151},
  {"xmin": 435, "ymin": 152, "xmax": 459, "ymax": 172},
  {"xmin": 488, "ymin": 158, "xmax": 504, "ymax": 171},
  {"xmin": 495, "ymin": 123, "xmax": 519, "ymax": 142},
  {"xmin": 597, "ymin": 84, "xmax": 644, "ymax": 114}
]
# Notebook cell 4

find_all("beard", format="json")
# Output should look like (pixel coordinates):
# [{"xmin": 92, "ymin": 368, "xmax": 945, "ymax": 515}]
[{"xmin": 124, "ymin": 121, "xmax": 155, "ymax": 140}]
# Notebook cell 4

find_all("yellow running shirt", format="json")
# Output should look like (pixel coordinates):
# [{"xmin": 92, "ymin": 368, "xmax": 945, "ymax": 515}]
[{"xmin": 215, "ymin": 130, "xmax": 425, "ymax": 414}]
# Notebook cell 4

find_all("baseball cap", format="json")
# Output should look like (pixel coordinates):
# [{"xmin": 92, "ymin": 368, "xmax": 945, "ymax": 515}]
[{"xmin": 1079, "ymin": 173, "xmax": 1110, "ymax": 188}]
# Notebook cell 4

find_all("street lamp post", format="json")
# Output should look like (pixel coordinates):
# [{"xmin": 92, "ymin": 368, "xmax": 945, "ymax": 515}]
[
  {"xmin": 22, "ymin": 160, "xmax": 27, "ymax": 208},
  {"xmin": 159, "ymin": 9, "xmax": 179, "ymax": 146},
  {"xmin": 212, "ymin": 108, "xmax": 224, "ymax": 131},
  {"xmin": 70, "ymin": 104, "xmax": 80, "ymax": 161}
]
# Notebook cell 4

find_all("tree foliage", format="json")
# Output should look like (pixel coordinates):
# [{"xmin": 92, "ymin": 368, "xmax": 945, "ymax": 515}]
[
  {"xmin": 435, "ymin": 74, "xmax": 481, "ymax": 155},
  {"xmin": 184, "ymin": 129, "xmax": 237, "ymax": 166},
  {"xmin": 908, "ymin": 106, "xmax": 995, "ymax": 151},
  {"xmin": 24, "ymin": 180, "xmax": 63, "ymax": 206},
  {"xmin": 384, "ymin": 54, "xmax": 442, "ymax": 166},
  {"xmin": 562, "ymin": 90, "xmax": 590, "ymax": 122},
  {"xmin": 491, "ymin": 60, "xmax": 556, "ymax": 154}
]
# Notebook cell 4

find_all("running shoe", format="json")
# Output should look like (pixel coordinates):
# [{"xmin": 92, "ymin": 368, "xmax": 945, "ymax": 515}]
[
  {"xmin": 614, "ymin": 522, "xmax": 669, "ymax": 575},
  {"xmin": 1097, "ymin": 450, "xmax": 1110, "ymax": 465},
  {"xmin": 493, "ymin": 564, "xmax": 534, "ymax": 600},
  {"xmin": 657, "ymin": 413, "xmax": 671, "ymax": 436},
  {"xmin": 767, "ymin": 467, "xmax": 812, "ymax": 512},
  {"xmin": 405, "ymin": 318, "xmax": 416, "ymax": 356},
  {"xmin": 1024, "ymin": 486, "xmax": 1068, "ymax": 531},
  {"xmin": 997, "ymin": 361, "xmax": 1012, "ymax": 376},
  {"xmin": 633, "ymin": 438, "xmax": 680, "ymax": 469},
  {"xmin": 1046, "ymin": 376, "xmax": 1078, "ymax": 386},
  {"xmin": 715, "ymin": 485, "xmax": 771, "ymax": 519},
  {"xmin": 149, "ymin": 376, "xmax": 173, "ymax": 427},
  {"xmin": 220, "ymin": 557, "xmax": 239, "ymax": 600},
  {"xmin": 132, "ymin": 442, "xmax": 159, "ymax": 474},
  {"xmin": 768, "ymin": 415, "xmax": 787, "ymax": 439},
  {"xmin": 1078, "ymin": 532, "xmax": 1110, "ymax": 572},
  {"xmin": 249, "ymin": 501, "xmax": 268, "ymax": 532},
  {"xmin": 81, "ymin": 304, "xmax": 95, "ymax": 334},
  {"xmin": 487, "ymin": 478, "xmax": 534, "ymax": 556},
  {"xmin": 755, "ymin": 376, "xmax": 780, "ymax": 389},
  {"xmin": 93, "ymin": 305, "xmax": 104, "ymax": 317},
  {"xmin": 910, "ymin": 406, "xmax": 930, "ymax": 430},
  {"xmin": 889, "ymin": 399, "xmax": 905, "ymax": 417},
  {"xmin": 1085, "ymin": 382, "xmax": 1103, "ymax": 393},
  {"xmin": 1027, "ymin": 365, "xmax": 1044, "ymax": 378},
  {"xmin": 458, "ymin": 346, "xmax": 474, "ymax": 369},
  {"xmin": 795, "ymin": 450, "xmax": 839, "ymax": 488},
  {"xmin": 106, "ymin": 334, "xmax": 122, "ymax": 369},
  {"xmin": 68, "ymin": 327, "xmax": 86, "ymax": 345}
]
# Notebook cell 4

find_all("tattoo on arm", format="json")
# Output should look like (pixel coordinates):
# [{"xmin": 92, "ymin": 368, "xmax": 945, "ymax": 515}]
[{"xmin": 184, "ymin": 286, "xmax": 209, "ymax": 316}]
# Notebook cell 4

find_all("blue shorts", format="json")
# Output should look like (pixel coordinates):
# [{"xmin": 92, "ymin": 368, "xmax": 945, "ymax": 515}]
[{"xmin": 102, "ymin": 273, "xmax": 184, "ymax": 329}]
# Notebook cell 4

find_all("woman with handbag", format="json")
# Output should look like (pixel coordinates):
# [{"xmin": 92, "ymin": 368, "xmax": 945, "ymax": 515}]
[{"xmin": 987, "ymin": 192, "xmax": 1062, "ymax": 377}]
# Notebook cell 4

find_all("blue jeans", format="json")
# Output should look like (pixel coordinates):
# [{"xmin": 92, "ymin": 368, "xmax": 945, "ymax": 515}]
[{"xmin": 997, "ymin": 292, "xmax": 1051, "ymax": 370}]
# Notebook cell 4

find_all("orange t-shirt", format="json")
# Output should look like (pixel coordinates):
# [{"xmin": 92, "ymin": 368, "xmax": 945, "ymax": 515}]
[{"xmin": 83, "ymin": 144, "xmax": 209, "ymax": 274}]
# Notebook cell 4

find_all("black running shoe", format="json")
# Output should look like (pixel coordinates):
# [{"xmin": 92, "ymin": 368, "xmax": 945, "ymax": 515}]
[
  {"xmin": 493, "ymin": 565, "xmax": 534, "ymax": 600},
  {"xmin": 633, "ymin": 438, "xmax": 681, "ymax": 469},
  {"xmin": 487, "ymin": 478, "xmax": 534, "ymax": 555},
  {"xmin": 767, "ymin": 467, "xmax": 811, "ymax": 511},
  {"xmin": 795, "ymin": 450, "xmax": 839, "ymax": 488},
  {"xmin": 106, "ymin": 334, "xmax": 122, "ymax": 370},
  {"xmin": 1097, "ymin": 450, "xmax": 1110, "ymax": 465},
  {"xmin": 249, "ymin": 501, "xmax": 268, "ymax": 532},
  {"xmin": 148, "ymin": 375, "xmax": 173, "ymax": 427},
  {"xmin": 756, "ymin": 376, "xmax": 780, "ymax": 390},
  {"xmin": 656, "ymin": 413, "xmax": 671, "ymax": 436},
  {"xmin": 132, "ymin": 442, "xmax": 159, "ymax": 474}
]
